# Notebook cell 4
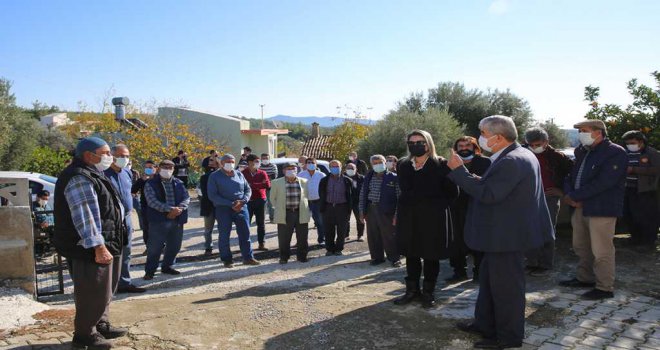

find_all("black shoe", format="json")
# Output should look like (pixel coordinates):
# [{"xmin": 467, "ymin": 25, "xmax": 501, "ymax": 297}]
[
  {"xmin": 116, "ymin": 284, "xmax": 146, "ymax": 294},
  {"xmin": 297, "ymin": 257, "xmax": 309, "ymax": 263},
  {"xmin": 445, "ymin": 273, "xmax": 469, "ymax": 284},
  {"xmin": 224, "ymin": 261, "xmax": 234, "ymax": 268},
  {"xmin": 370, "ymin": 259, "xmax": 386, "ymax": 266},
  {"xmin": 474, "ymin": 338, "xmax": 522, "ymax": 349},
  {"xmin": 203, "ymin": 249, "xmax": 213, "ymax": 256},
  {"xmin": 582, "ymin": 288, "xmax": 614, "ymax": 300},
  {"xmin": 356, "ymin": 236, "xmax": 365, "ymax": 242},
  {"xmin": 318, "ymin": 242, "xmax": 326, "ymax": 248},
  {"xmin": 456, "ymin": 322, "xmax": 493, "ymax": 338},
  {"xmin": 421, "ymin": 280, "xmax": 436, "ymax": 309},
  {"xmin": 334, "ymin": 251, "xmax": 343, "ymax": 256},
  {"xmin": 325, "ymin": 251, "xmax": 335, "ymax": 256},
  {"xmin": 559, "ymin": 277, "xmax": 595, "ymax": 288},
  {"xmin": 529, "ymin": 267, "xmax": 551, "ymax": 277},
  {"xmin": 393, "ymin": 278, "xmax": 421, "ymax": 305},
  {"xmin": 279, "ymin": 259, "xmax": 288, "ymax": 264},
  {"xmin": 143, "ymin": 273, "xmax": 154, "ymax": 280},
  {"xmin": 72, "ymin": 333, "xmax": 112, "ymax": 350},
  {"xmin": 96, "ymin": 321, "xmax": 128, "ymax": 339},
  {"xmin": 161, "ymin": 267, "xmax": 180, "ymax": 275},
  {"xmin": 391, "ymin": 260, "xmax": 402, "ymax": 268}
]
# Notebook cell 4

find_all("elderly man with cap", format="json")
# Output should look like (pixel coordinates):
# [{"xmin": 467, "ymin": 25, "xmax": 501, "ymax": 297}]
[
  {"xmin": 104, "ymin": 144, "xmax": 146, "ymax": 293},
  {"xmin": 143, "ymin": 159, "xmax": 190, "ymax": 280},
  {"xmin": 53, "ymin": 137, "xmax": 128, "ymax": 349},
  {"xmin": 270, "ymin": 161, "xmax": 311, "ymax": 263},
  {"xmin": 207, "ymin": 154, "xmax": 260, "ymax": 268},
  {"xmin": 560, "ymin": 119, "xmax": 628, "ymax": 300}
]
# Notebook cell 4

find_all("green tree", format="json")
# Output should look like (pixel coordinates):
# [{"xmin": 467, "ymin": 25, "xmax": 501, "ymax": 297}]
[
  {"xmin": 24, "ymin": 147, "xmax": 71, "ymax": 176},
  {"xmin": 328, "ymin": 121, "xmax": 370, "ymax": 161},
  {"xmin": 584, "ymin": 71, "xmax": 659, "ymax": 145},
  {"xmin": 406, "ymin": 82, "xmax": 534, "ymax": 138},
  {"xmin": 527, "ymin": 120, "xmax": 570, "ymax": 149},
  {"xmin": 0, "ymin": 78, "xmax": 39, "ymax": 171},
  {"xmin": 359, "ymin": 107, "xmax": 463, "ymax": 160}
]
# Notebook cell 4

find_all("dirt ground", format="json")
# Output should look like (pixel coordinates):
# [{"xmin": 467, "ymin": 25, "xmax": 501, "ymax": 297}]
[{"xmin": 2, "ymin": 201, "xmax": 659, "ymax": 350}]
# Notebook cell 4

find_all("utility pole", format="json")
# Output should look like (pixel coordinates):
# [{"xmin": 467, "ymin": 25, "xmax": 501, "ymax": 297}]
[{"xmin": 259, "ymin": 104, "xmax": 265, "ymax": 129}]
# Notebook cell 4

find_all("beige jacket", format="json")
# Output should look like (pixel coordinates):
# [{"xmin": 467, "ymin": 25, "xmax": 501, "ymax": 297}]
[{"xmin": 270, "ymin": 177, "xmax": 311, "ymax": 225}]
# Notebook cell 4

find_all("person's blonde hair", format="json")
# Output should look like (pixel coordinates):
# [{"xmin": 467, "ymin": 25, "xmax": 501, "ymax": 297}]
[{"xmin": 406, "ymin": 129, "xmax": 438, "ymax": 160}]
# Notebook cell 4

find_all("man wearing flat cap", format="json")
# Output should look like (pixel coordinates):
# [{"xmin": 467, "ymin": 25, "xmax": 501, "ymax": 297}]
[
  {"xmin": 143, "ymin": 159, "xmax": 190, "ymax": 280},
  {"xmin": 560, "ymin": 119, "xmax": 628, "ymax": 300},
  {"xmin": 53, "ymin": 137, "xmax": 128, "ymax": 349}
]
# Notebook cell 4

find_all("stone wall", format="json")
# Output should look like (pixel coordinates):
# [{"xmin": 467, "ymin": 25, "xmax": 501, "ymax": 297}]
[{"xmin": 0, "ymin": 178, "xmax": 35, "ymax": 295}]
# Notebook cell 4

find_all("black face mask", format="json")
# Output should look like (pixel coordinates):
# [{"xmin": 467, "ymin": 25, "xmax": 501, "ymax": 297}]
[
  {"xmin": 408, "ymin": 144, "xmax": 427, "ymax": 157},
  {"xmin": 457, "ymin": 149, "xmax": 474, "ymax": 158}
]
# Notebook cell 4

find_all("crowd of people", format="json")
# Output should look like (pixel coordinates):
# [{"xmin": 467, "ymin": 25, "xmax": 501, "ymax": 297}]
[{"xmin": 49, "ymin": 115, "xmax": 658, "ymax": 349}]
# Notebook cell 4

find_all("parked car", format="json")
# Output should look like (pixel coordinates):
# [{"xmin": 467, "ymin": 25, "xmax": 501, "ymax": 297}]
[
  {"xmin": 270, "ymin": 158, "xmax": 330, "ymax": 178},
  {"xmin": 0, "ymin": 171, "xmax": 57, "ymax": 207}
]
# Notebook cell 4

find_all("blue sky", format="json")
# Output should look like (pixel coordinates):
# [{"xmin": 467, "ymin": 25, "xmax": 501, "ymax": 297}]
[{"xmin": 1, "ymin": 0, "xmax": 658, "ymax": 127}]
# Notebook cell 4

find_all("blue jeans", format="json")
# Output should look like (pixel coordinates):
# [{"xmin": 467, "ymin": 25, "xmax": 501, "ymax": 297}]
[
  {"xmin": 145, "ymin": 220, "xmax": 184, "ymax": 275},
  {"xmin": 216, "ymin": 205, "xmax": 254, "ymax": 262},
  {"xmin": 119, "ymin": 215, "xmax": 133, "ymax": 287},
  {"xmin": 309, "ymin": 200, "xmax": 325, "ymax": 243}
]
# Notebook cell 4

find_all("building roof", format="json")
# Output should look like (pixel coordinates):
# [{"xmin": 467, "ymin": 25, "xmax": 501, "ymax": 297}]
[
  {"xmin": 301, "ymin": 135, "xmax": 333, "ymax": 160},
  {"xmin": 241, "ymin": 129, "xmax": 289, "ymax": 135}
]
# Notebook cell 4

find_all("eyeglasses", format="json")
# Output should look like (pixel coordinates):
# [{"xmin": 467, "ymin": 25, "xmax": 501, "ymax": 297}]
[{"xmin": 406, "ymin": 141, "xmax": 427, "ymax": 146}]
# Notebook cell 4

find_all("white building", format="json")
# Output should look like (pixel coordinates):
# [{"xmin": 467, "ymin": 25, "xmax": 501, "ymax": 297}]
[{"xmin": 39, "ymin": 113, "xmax": 70, "ymax": 128}]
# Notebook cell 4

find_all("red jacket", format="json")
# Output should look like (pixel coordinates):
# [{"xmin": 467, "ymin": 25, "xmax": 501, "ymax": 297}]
[{"xmin": 242, "ymin": 168, "xmax": 271, "ymax": 200}]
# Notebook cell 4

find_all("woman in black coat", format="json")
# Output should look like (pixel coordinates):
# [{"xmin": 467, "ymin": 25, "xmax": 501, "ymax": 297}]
[
  {"xmin": 446, "ymin": 136, "xmax": 492, "ymax": 283},
  {"xmin": 394, "ymin": 129, "xmax": 459, "ymax": 308}
]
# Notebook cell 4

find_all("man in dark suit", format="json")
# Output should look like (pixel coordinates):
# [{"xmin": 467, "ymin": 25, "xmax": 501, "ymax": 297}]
[{"xmin": 447, "ymin": 115, "xmax": 554, "ymax": 349}]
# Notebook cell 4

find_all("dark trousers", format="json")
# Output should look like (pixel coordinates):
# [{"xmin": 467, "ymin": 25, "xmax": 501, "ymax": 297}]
[
  {"xmin": 366, "ymin": 204, "xmax": 399, "ymax": 262},
  {"xmin": 248, "ymin": 198, "xmax": 267, "ymax": 244},
  {"xmin": 406, "ymin": 256, "xmax": 440, "ymax": 282},
  {"xmin": 624, "ymin": 189, "xmax": 658, "ymax": 245},
  {"xmin": 322, "ymin": 203, "xmax": 350, "ymax": 253},
  {"xmin": 118, "ymin": 215, "xmax": 133, "ymax": 287},
  {"xmin": 278, "ymin": 209, "xmax": 309, "ymax": 260},
  {"xmin": 69, "ymin": 255, "xmax": 121, "ymax": 337},
  {"xmin": 176, "ymin": 175, "xmax": 189, "ymax": 188},
  {"xmin": 145, "ymin": 221, "xmax": 184, "ymax": 275},
  {"xmin": 140, "ymin": 203, "xmax": 150, "ymax": 245},
  {"xmin": 348, "ymin": 204, "xmax": 365, "ymax": 238},
  {"xmin": 449, "ymin": 250, "xmax": 484, "ymax": 277},
  {"xmin": 475, "ymin": 251, "xmax": 526, "ymax": 343},
  {"xmin": 309, "ymin": 200, "xmax": 325, "ymax": 243},
  {"xmin": 525, "ymin": 195, "xmax": 560, "ymax": 269}
]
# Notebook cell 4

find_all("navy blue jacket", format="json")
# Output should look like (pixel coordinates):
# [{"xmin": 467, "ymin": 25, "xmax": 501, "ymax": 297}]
[
  {"xmin": 448, "ymin": 143, "xmax": 554, "ymax": 253},
  {"xmin": 360, "ymin": 170, "xmax": 398, "ymax": 216},
  {"xmin": 565, "ymin": 139, "xmax": 628, "ymax": 217},
  {"xmin": 145, "ymin": 175, "xmax": 189, "ymax": 225}
]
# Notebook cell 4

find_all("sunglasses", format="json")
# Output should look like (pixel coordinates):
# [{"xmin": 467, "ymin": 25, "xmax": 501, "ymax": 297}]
[{"xmin": 406, "ymin": 141, "xmax": 427, "ymax": 146}]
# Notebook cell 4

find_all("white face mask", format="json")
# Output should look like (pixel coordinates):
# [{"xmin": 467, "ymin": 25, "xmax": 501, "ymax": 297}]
[
  {"xmin": 261, "ymin": 159, "xmax": 270, "ymax": 165},
  {"xmin": 531, "ymin": 146, "xmax": 545, "ymax": 154},
  {"xmin": 578, "ymin": 132, "xmax": 596, "ymax": 146},
  {"xmin": 252, "ymin": 161, "xmax": 261, "ymax": 169},
  {"xmin": 95, "ymin": 154, "xmax": 114, "ymax": 171},
  {"xmin": 386, "ymin": 161, "xmax": 395, "ymax": 170},
  {"xmin": 373, "ymin": 163, "xmax": 386, "ymax": 173},
  {"xmin": 38, "ymin": 199, "xmax": 48, "ymax": 207},
  {"xmin": 285, "ymin": 169, "xmax": 297, "ymax": 178},
  {"xmin": 345, "ymin": 169, "xmax": 356, "ymax": 177},
  {"xmin": 223, "ymin": 163, "xmax": 235, "ymax": 172},
  {"xmin": 478, "ymin": 135, "xmax": 496, "ymax": 153},
  {"xmin": 114, "ymin": 157, "xmax": 129, "ymax": 168},
  {"xmin": 160, "ymin": 169, "xmax": 174, "ymax": 179},
  {"xmin": 626, "ymin": 144, "xmax": 640, "ymax": 152}
]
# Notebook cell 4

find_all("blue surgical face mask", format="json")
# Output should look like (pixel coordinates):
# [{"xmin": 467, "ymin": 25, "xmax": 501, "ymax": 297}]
[
  {"xmin": 144, "ymin": 168, "xmax": 155, "ymax": 176},
  {"xmin": 307, "ymin": 164, "xmax": 316, "ymax": 171},
  {"xmin": 330, "ymin": 167, "xmax": 341, "ymax": 175},
  {"xmin": 373, "ymin": 163, "xmax": 386, "ymax": 173}
]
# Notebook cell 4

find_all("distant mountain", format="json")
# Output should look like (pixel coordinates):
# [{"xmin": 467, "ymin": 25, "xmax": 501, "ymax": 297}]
[{"xmin": 266, "ymin": 115, "xmax": 374, "ymax": 128}]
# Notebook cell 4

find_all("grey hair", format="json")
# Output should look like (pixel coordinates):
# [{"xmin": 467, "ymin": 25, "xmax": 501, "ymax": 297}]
[
  {"xmin": 479, "ymin": 115, "xmax": 518, "ymax": 142},
  {"xmin": 370, "ymin": 154, "xmax": 386, "ymax": 163},
  {"xmin": 111, "ymin": 144, "xmax": 129, "ymax": 153},
  {"xmin": 524, "ymin": 127, "xmax": 549, "ymax": 143},
  {"xmin": 220, "ymin": 154, "xmax": 235, "ymax": 162}
]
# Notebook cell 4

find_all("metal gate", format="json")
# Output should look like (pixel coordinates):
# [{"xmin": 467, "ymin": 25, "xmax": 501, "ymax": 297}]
[{"xmin": 33, "ymin": 209, "xmax": 65, "ymax": 297}]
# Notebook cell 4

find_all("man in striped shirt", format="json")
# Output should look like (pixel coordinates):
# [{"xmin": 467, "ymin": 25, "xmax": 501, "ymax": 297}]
[{"xmin": 260, "ymin": 153, "xmax": 278, "ymax": 222}]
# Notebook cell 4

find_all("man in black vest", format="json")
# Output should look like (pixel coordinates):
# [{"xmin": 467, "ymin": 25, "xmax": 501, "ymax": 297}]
[{"xmin": 53, "ymin": 137, "xmax": 128, "ymax": 350}]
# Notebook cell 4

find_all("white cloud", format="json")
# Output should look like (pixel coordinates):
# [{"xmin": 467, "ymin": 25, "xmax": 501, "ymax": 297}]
[{"xmin": 488, "ymin": 0, "xmax": 511, "ymax": 15}]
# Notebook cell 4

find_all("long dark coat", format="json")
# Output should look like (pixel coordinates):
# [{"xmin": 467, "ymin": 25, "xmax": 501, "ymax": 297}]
[{"xmin": 396, "ymin": 156, "xmax": 459, "ymax": 260}]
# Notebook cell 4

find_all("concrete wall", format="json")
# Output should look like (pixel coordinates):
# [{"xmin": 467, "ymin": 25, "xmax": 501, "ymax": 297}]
[
  {"xmin": 0, "ymin": 178, "xmax": 35, "ymax": 295},
  {"xmin": 240, "ymin": 133, "xmax": 278, "ymax": 158}
]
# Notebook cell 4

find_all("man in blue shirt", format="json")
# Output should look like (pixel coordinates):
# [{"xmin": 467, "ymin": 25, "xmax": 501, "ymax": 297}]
[
  {"xmin": 207, "ymin": 154, "xmax": 260, "ymax": 268},
  {"xmin": 104, "ymin": 144, "xmax": 146, "ymax": 294}
]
